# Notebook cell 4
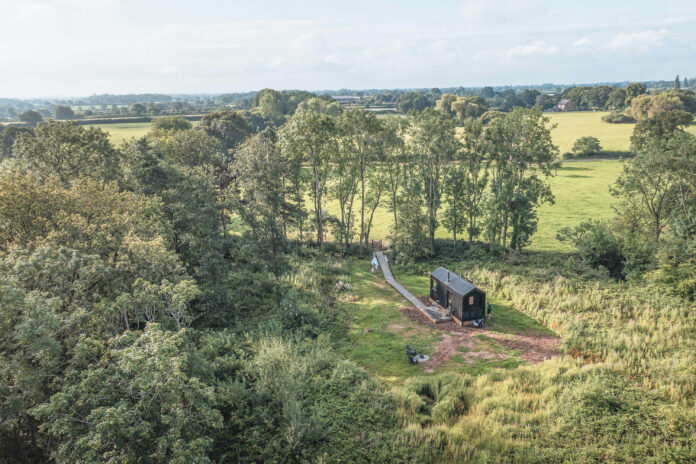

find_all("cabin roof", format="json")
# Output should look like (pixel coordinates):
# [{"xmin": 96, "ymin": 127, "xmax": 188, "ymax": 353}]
[{"xmin": 431, "ymin": 267, "xmax": 482, "ymax": 296}]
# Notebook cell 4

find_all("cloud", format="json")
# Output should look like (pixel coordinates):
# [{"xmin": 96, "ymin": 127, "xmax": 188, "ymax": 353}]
[
  {"xmin": 606, "ymin": 29, "xmax": 667, "ymax": 51},
  {"xmin": 506, "ymin": 40, "xmax": 558, "ymax": 58},
  {"xmin": 573, "ymin": 37, "xmax": 592, "ymax": 47}
]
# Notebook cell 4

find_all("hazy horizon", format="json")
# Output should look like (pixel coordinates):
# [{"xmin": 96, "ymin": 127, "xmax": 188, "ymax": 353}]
[{"xmin": 2, "ymin": 0, "xmax": 695, "ymax": 99}]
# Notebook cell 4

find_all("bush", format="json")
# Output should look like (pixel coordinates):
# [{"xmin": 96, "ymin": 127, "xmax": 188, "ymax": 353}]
[
  {"xmin": 571, "ymin": 136, "xmax": 602, "ymax": 158},
  {"xmin": 557, "ymin": 219, "xmax": 655, "ymax": 280},
  {"xmin": 151, "ymin": 116, "xmax": 192, "ymax": 132},
  {"xmin": 557, "ymin": 220, "xmax": 625, "ymax": 278},
  {"xmin": 602, "ymin": 111, "xmax": 635, "ymax": 124}
]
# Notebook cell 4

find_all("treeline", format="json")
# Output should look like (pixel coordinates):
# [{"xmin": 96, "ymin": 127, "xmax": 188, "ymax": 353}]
[
  {"xmin": 559, "ymin": 109, "xmax": 696, "ymax": 298},
  {"xmin": 227, "ymin": 105, "xmax": 557, "ymax": 265}
]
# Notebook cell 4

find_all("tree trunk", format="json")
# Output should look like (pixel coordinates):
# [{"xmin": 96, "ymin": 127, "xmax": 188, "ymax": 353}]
[
  {"xmin": 313, "ymin": 163, "xmax": 323, "ymax": 246},
  {"xmin": 360, "ymin": 163, "xmax": 366, "ymax": 250}
]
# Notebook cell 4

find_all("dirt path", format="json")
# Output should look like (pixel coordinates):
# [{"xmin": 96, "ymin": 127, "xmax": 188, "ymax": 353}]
[{"xmin": 399, "ymin": 304, "xmax": 560, "ymax": 373}]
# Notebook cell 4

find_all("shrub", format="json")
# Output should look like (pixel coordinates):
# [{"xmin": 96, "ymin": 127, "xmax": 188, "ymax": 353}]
[
  {"xmin": 557, "ymin": 220, "xmax": 624, "ymax": 278},
  {"xmin": 602, "ymin": 111, "xmax": 635, "ymax": 124},
  {"xmin": 151, "ymin": 116, "xmax": 192, "ymax": 132},
  {"xmin": 570, "ymin": 136, "xmax": 602, "ymax": 158}
]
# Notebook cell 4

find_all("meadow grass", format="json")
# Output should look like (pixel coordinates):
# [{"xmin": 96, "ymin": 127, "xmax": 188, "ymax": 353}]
[{"xmin": 547, "ymin": 110, "xmax": 696, "ymax": 154}]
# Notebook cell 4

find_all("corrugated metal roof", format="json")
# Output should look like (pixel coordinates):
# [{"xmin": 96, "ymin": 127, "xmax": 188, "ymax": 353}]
[{"xmin": 431, "ymin": 267, "xmax": 481, "ymax": 296}]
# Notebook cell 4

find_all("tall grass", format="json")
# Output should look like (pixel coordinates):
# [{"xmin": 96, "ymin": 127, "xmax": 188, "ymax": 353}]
[
  {"xmin": 383, "ymin": 253, "xmax": 696, "ymax": 462},
  {"xmin": 460, "ymin": 262, "xmax": 696, "ymax": 403}
]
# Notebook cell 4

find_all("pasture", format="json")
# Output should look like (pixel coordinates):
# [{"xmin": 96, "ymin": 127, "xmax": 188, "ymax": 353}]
[
  {"xmin": 88, "ymin": 122, "xmax": 152, "ymax": 145},
  {"xmin": 548, "ymin": 110, "xmax": 696, "ymax": 154}
]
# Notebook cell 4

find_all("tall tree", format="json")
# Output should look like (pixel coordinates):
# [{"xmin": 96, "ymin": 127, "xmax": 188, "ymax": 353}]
[
  {"xmin": 331, "ymin": 125, "xmax": 360, "ymax": 254},
  {"xmin": 199, "ymin": 110, "xmax": 253, "ymax": 157},
  {"xmin": 484, "ymin": 107, "xmax": 557, "ymax": 250},
  {"xmin": 18, "ymin": 110, "xmax": 43, "ymax": 126},
  {"xmin": 53, "ymin": 105, "xmax": 75, "ymax": 120},
  {"xmin": 232, "ymin": 127, "xmax": 291, "ymax": 277},
  {"xmin": 614, "ymin": 135, "xmax": 683, "ymax": 243},
  {"xmin": 408, "ymin": 109, "xmax": 458, "ymax": 256},
  {"xmin": 442, "ymin": 164, "xmax": 466, "ymax": 245},
  {"xmin": 339, "ymin": 108, "xmax": 383, "ymax": 249},
  {"xmin": 281, "ymin": 109, "xmax": 337, "ymax": 247},
  {"xmin": 459, "ymin": 119, "xmax": 489, "ymax": 245},
  {"xmin": 381, "ymin": 117, "xmax": 406, "ymax": 255}
]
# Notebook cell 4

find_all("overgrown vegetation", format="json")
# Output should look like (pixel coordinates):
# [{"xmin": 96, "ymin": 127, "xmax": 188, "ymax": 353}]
[{"xmin": 2, "ymin": 93, "xmax": 696, "ymax": 463}]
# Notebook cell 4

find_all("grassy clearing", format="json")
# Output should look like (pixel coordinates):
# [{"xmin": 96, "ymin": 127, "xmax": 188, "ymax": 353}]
[
  {"xmin": 336, "ymin": 252, "xmax": 696, "ymax": 462},
  {"xmin": 337, "ymin": 260, "xmax": 553, "ymax": 385},
  {"xmin": 532, "ymin": 160, "xmax": 622, "ymax": 250},
  {"xmin": 88, "ymin": 120, "xmax": 201, "ymax": 146}
]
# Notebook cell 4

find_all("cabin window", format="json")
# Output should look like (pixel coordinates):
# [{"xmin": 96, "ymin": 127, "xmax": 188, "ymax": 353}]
[{"xmin": 469, "ymin": 296, "xmax": 474, "ymax": 305}]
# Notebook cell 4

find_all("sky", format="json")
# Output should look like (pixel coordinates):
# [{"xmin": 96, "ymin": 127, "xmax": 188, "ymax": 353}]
[{"xmin": 1, "ymin": 0, "xmax": 695, "ymax": 98}]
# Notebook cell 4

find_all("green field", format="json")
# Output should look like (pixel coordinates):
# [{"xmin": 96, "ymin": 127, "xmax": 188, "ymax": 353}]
[
  {"xmin": 548, "ymin": 110, "xmax": 696, "ymax": 154},
  {"xmin": 88, "ymin": 120, "xmax": 200, "ymax": 145},
  {"xmin": 89, "ymin": 122, "xmax": 153, "ymax": 145}
]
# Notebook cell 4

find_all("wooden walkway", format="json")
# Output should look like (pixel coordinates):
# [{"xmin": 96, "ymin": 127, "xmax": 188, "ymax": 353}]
[{"xmin": 373, "ymin": 252, "xmax": 452, "ymax": 323}]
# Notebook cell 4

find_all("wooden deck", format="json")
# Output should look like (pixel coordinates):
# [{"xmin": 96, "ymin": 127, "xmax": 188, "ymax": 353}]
[{"xmin": 373, "ymin": 252, "xmax": 452, "ymax": 323}]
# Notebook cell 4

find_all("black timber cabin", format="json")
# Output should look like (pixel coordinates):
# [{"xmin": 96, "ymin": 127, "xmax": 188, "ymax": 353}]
[{"xmin": 430, "ymin": 267, "xmax": 486, "ymax": 324}]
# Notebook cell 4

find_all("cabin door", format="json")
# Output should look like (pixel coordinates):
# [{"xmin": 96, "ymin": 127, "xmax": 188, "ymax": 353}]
[{"xmin": 446, "ymin": 291, "xmax": 452, "ymax": 309}]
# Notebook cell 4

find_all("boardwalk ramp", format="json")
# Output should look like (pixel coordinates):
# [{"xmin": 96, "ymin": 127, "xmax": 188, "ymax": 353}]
[{"xmin": 373, "ymin": 252, "xmax": 452, "ymax": 323}]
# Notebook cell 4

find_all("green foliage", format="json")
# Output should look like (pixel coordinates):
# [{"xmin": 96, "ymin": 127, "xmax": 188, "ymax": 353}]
[
  {"xmin": 280, "ymin": 108, "xmax": 338, "ymax": 246},
  {"xmin": 557, "ymin": 220, "xmax": 626, "ymax": 278},
  {"xmin": 199, "ymin": 109, "xmax": 254, "ymax": 155},
  {"xmin": 13, "ymin": 121, "xmax": 120, "ymax": 185},
  {"xmin": 232, "ymin": 127, "xmax": 291, "ymax": 276},
  {"xmin": 484, "ymin": 107, "xmax": 557, "ymax": 251},
  {"xmin": 151, "ymin": 116, "xmax": 193, "ymax": 132},
  {"xmin": 569, "ymin": 135, "xmax": 602, "ymax": 158},
  {"xmin": 601, "ymin": 111, "xmax": 635, "ymax": 124},
  {"xmin": 630, "ymin": 109, "xmax": 694, "ymax": 151},
  {"xmin": 33, "ymin": 325, "xmax": 222, "ymax": 464},
  {"xmin": 396, "ymin": 92, "xmax": 429, "ymax": 113},
  {"xmin": 53, "ymin": 105, "xmax": 75, "ymax": 120},
  {"xmin": 628, "ymin": 90, "xmax": 696, "ymax": 121},
  {"xmin": 18, "ymin": 110, "xmax": 43, "ymax": 126},
  {"xmin": 0, "ymin": 125, "xmax": 32, "ymax": 160}
]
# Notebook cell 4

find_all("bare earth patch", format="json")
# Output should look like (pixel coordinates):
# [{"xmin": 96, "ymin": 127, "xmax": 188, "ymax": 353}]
[{"xmin": 400, "ymin": 303, "xmax": 560, "ymax": 373}]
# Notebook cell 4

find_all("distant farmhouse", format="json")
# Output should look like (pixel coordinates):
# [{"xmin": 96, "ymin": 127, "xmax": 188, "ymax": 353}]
[{"xmin": 556, "ymin": 99, "xmax": 575, "ymax": 112}]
